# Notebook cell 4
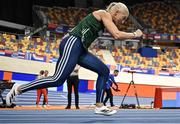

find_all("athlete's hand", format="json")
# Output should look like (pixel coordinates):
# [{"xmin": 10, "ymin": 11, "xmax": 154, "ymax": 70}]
[
  {"xmin": 112, "ymin": 87, "xmax": 120, "ymax": 92},
  {"xmin": 133, "ymin": 29, "xmax": 143, "ymax": 38}
]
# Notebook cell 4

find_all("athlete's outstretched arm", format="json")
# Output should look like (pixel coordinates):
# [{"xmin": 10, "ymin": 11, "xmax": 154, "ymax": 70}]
[{"xmin": 93, "ymin": 10, "xmax": 143, "ymax": 40}]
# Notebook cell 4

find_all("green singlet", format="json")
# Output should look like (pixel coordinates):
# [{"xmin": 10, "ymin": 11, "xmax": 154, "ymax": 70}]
[{"xmin": 69, "ymin": 13, "xmax": 104, "ymax": 49}]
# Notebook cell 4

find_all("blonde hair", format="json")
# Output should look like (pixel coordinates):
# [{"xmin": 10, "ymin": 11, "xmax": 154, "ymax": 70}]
[{"xmin": 106, "ymin": 2, "xmax": 129, "ymax": 16}]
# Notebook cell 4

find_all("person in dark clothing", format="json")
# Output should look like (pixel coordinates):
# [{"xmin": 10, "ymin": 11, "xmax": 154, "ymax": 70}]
[
  {"xmin": 103, "ymin": 70, "xmax": 119, "ymax": 107},
  {"xmin": 65, "ymin": 65, "xmax": 80, "ymax": 109}
]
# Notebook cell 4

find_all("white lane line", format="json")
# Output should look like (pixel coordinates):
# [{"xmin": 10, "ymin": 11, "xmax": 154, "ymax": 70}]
[
  {"xmin": 1, "ymin": 117, "xmax": 180, "ymax": 120},
  {"xmin": 60, "ymin": 94, "xmax": 67, "ymax": 99}
]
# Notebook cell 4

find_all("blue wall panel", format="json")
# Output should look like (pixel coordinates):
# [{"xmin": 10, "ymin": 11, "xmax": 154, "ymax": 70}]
[
  {"xmin": 12, "ymin": 72, "xmax": 37, "ymax": 81},
  {"xmin": 78, "ymin": 80, "xmax": 88, "ymax": 92},
  {"xmin": 176, "ymin": 92, "xmax": 180, "ymax": 107},
  {"xmin": 138, "ymin": 47, "xmax": 157, "ymax": 57},
  {"xmin": 0, "ymin": 71, "xmax": 4, "ymax": 80},
  {"xmin": 57, "ymin": 85, "xmax": 63, "ymax": 91},
  {"xmin": 163, "ymin": 100, "xmax": 176, "ymax": 107}
]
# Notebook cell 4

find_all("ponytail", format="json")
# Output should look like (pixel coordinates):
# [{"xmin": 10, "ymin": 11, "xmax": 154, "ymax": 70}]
[
  {"xmin": 106, "ymin": 2, "xmax": 117, "ymax": 12},
  {"xmin": 106, "ymin": 2, "xmax": 129, "ymax": 16}
]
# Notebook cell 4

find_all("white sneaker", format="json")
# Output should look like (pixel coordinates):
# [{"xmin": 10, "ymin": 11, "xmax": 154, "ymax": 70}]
[
  {"xmin": 6, "ymin": 84, "xmax": 20, "ymax": 106},
  {"xmin": 42, "ymin": 105, "xmax": 48, "ymax": 108},
  {"xmin": 94, "ymin": 106, "xmax": 117, "ymax": 116}
]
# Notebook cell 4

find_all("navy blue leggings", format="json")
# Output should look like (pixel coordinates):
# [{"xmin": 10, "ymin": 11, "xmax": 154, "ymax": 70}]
[{"xmin": 20, "ymin": 35, "xmax": 109, "ymax": 103}]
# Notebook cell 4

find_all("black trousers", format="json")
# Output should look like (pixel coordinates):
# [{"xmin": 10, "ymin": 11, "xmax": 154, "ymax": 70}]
[
  {"xmin": 103, "ymin": 88, "xmax": 114, "ymax": 106},
  {"xmin": 67, "ymin": 75, "xmax": 79, "ymax": 107}
]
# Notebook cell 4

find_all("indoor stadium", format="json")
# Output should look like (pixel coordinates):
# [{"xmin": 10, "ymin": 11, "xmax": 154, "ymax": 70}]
[{"xmin": 0, "ymin": 0, "xmax": 180, "ymax": 123}]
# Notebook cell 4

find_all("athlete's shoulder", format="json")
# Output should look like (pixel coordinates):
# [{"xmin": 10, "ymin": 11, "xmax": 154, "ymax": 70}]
[{"xmin": 92, "ymin": 10, "xmax": 111, "ymax": 21}]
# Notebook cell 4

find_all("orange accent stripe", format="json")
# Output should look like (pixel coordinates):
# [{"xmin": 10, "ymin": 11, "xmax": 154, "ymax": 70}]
[
  {"xmin": 112, "ymin": 83, "xmax": 160, "ymax": 98},
  {"xmin": 88, "ymin": 80, "xmax": 94, "ymax": 90},
  {"xmin": 161, "ymin": 88, "xmax": 180, "ymax": 92},
  {"xmin": 0, "ymin": 105, "xmax": 90, "ymax": 110},
  {"xmin": 162, "ymin": 92, "xmax": 176, "ymax": 100},
  {"xmin": 3, "ymin": 71, "xmax": 12, "ymax": 81}
]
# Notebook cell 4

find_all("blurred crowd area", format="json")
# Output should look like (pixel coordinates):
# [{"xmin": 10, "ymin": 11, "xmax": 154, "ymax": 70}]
[
  {"xmin": 0, "ymin": 32, "xmax": 179, "ymax": 72},
  {"xmin": 35, "ymin": 1, "xmax": 179, "ymax": 34},
  {"xmin": 111, "ymin": 45, "xmax": 180, "ymax": 72},
  {"xmin": 0, "ymin": 33, "xmax": 61, "ymax": 59},
  {"xmin": 0, "ymin": 1, "xmax": 179, "ymax": 72}
]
